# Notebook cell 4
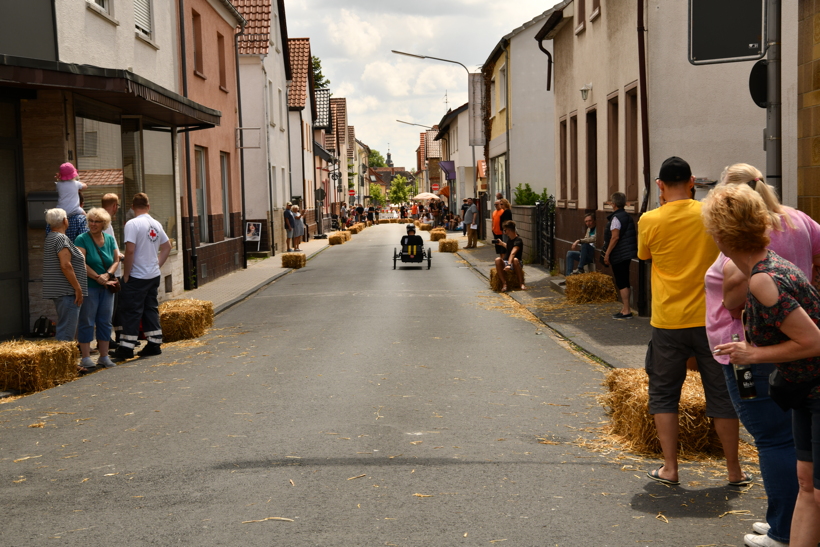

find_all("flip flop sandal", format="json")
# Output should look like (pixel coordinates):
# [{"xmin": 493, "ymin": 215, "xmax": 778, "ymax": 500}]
[
  {"xmin": 647, "ymin": 466, "xmax": 680, "ymax": 486},
  {"xmin": 728, "ymin": 472, "xmax": 754, "ymax": 486}
]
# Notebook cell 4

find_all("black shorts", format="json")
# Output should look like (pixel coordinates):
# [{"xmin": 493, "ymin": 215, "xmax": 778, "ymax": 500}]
[{"xmin": 611, "ymin": 260, "xmax": 631, "ymax": 290}]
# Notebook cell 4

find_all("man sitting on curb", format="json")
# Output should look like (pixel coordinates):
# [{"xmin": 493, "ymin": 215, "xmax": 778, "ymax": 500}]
[
  {"xmin": 494, "ymin": 220, "xmax": 526, "ymax": 292},
  {"xmin": 566, "ymin": 213, "xmax": 597, "ymax": 276}
]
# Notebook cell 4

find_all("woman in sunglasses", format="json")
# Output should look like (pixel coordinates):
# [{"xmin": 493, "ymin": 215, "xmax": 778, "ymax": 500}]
[{"xmin": 705, "ymin": 183, "xmax": 820, "ymax": 547}]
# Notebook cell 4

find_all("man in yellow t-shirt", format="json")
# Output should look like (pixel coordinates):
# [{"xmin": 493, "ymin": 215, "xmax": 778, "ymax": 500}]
[{"xmin": 638, "ymin": 157, "xmax": 747, "ymax": 488}]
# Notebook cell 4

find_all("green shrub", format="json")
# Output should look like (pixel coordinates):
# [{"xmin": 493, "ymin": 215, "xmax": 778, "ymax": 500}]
[{"xmin": 513, "ymin": 183, "xmax": 551, "ymax": 206}]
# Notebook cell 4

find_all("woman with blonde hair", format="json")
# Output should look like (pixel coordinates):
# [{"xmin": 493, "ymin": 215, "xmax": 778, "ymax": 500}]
[
  {"xmin": 74, "ymin": 208, "xmax": 120, "ymax": 370},
  {"xmin": 706, "ymin": 183, "xmax": 820, "ymax": 547}
]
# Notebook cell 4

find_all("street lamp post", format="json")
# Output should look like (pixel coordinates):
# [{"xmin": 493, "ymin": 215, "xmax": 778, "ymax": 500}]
[{"xmin": 392, "ymin": 50, "xmax": 478, "ymax": 200}]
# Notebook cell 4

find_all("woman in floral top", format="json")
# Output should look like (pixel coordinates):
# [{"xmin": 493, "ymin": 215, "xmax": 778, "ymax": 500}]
[{"xmin": 705, "ymin": 184, "xmax": 820, "ymax": 547}]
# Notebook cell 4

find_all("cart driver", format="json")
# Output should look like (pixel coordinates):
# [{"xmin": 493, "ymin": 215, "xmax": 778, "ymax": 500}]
[{"xmin": 401, "ymin": 225, "xmax": 424, "ymax": 255}]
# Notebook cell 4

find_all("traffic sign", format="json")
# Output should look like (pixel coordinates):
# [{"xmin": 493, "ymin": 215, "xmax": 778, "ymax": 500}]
[
  {"xmin": 431, "ymin": 183, "xmax": 440, "ymax": 191},
  {"xmin": 348, "ymin": 189, "xmax": 355, "ymax": 196}
]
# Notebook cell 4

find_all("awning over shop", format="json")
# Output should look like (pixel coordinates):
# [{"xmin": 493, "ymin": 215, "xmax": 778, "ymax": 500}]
[
  {"xmin": 438, "ymin": 185, "xmax": 451, "ymax": 197},
  {"xmin": 0, "ymin": 55, "xmax": 221, "ymax": 128},
  {"xmin": 313, "ymin": 141, "xmax": 333, "ymax": 162},
  {"xmin": 439, "ymin": 161, "xmax": 456, "ymax": 180}
]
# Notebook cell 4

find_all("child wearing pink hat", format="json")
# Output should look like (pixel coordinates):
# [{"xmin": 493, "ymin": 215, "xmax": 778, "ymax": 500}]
[{"xmin": 54, "ymin": 162, "xmax": 88, "ymax": 241}]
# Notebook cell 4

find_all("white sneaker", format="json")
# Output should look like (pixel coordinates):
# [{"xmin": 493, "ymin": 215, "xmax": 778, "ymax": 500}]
[
  {"xmin": 80, "ymin": 357, "xmax": 96, "ymax": 370},
  {"xmin": 752, "ymin": 522, "xmax": 770, "ymax": 535},
  {"xmin": 744, "ymin": 532, "xmax": 787, "ymax": 547},
  {"xmin": 97, "ymin": 356, "xmax": 116, "ymax": 369}
]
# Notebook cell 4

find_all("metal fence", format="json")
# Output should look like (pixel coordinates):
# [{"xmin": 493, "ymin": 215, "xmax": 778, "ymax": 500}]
[{"xmin": 534, "ymin": 197, "xmax": 556, "ymax": 271}]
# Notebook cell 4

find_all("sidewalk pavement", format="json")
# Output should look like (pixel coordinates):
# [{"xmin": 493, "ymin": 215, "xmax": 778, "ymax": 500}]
[
  {"xmin": 457, "ymin": 244, "xmax": 652, "ymax": 369},
  {"xmin": 181, "ymin": 235, "xmax": 329, "ymax": 315},
  {"xmin": 179, "ymin": 227, "xmax": 650, "ymax": 370}
]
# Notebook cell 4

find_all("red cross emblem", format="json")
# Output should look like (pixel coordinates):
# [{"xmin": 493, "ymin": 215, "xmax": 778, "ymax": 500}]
[{"xmin": 148, "ymin": 228, "xmax": 158, "ymax": 242}]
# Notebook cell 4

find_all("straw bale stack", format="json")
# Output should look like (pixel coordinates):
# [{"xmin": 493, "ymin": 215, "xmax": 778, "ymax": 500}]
[
  {"xmin": 599, "ymin": 368, "xmax": 723, "ymax": 456},
  {"xmin": 328, "ymin": 233, "xmax": 345, "ymax": 245},
  {"xmin": 565, "ymin": 272, "xmax": 618, "ymax": 304},
  {"xmin": 159, "ymin": 299, "xmax": 214, "ymax": 343},
  {"xmin": 341, "ymin": 231, "xmax": 351, "ymax": 241},
  {"xmin": 0, "ymin": 339, "xmax": 79, "ymax": 393},
  {"xmin": 282, "ymin": 252, "xmax": 307, "ymax": 269},
  {"xmin": 490, "ymin": 267, "xmax": 525, "ymax": 292},
  {"xmin": 420, "ymin": 223, "xmax": 432, "ymax": 231},
  {"xmin": 430, "ymin": 231, "xmax": 446, "ymax": 241},
  {"xmin": 438, "ymin": 239, "xmax": 459, "ymax": 253}
]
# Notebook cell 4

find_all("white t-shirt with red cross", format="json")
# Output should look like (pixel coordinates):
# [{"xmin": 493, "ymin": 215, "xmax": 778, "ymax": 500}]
[{"xmin": 124, "ymin": 213, "xmax": 169, "ymax": 280}]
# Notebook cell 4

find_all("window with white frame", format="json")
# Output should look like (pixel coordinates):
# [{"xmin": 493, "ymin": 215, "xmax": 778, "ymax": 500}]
[
  {"xmin": 134, "ymin": 0, "xmax": 152, "ymax": 38},
  {"xmin": 278, "ymin": 89, "xmax": 284, "ymax": 129},
  {"xmin": 268, "ymin": 81, "xmax": 275, "ymax": 126},
  {"xmin": 90, "ymin": 0, "xmax": 109, "ymax": 13}
]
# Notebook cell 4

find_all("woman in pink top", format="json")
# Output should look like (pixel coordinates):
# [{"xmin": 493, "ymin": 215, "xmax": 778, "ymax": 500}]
[{"xmin": 704, "ymin": 163, "xmax": 820, "ymax": 547}]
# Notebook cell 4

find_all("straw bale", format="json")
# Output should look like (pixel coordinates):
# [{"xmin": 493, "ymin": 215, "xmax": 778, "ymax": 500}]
[
  {"xmin": 379, "ymin": 219, "xmax": 391, "ymax": 224},
  {"xmin": 489, "ymin": 267, "xmax": 525, "ymax": 292},
  {"xmin": 430, "ymin": 231, "xmax": 446, "ymax": 241},
  {"xmin": 328, "ymin": 234, "xmax": 345, "ymax": 245},
  {"xmin": 0, "ymin": 339, "xmax": 79, "ymax": 393},
  {"xmin": 420, "ymin": 223, "xmax": 432, "ymax": 232},
  {"xmin": 438, "ymin": 239, "xmax": 459, "ymax": 253},
  {"xmin": 599, "ymin": 368, "xmax": 723, "ymax": 456},
  {"xmin": 341, "ymin": 231, "xmax": 351, "ymax": 241},
  {"xmin": 159, "ymin": 299, "xmax": 215, "ymax": 343},
  {"xmin": 565, "ymin": 272, "xmax": 618, "ymax": 304},
  {"xmin": 349, "ymin": 225, "xmax": 361, "ymax": 235},
  {"xmin": 282, "ymin": 252, "xmax": 307, "ymax": 269}
]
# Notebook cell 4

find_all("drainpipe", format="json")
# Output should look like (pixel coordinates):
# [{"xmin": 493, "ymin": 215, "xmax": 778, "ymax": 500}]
[
  {"xmin": 178, "ymin": 0, "xmax": 198, "ymax": 289},
  {"xmin": 235, "ymin": 20, "xmax": 248, "ymax": 269},
  {"xmin": 536, "ymin": 36, "xmax": 552, "ymax": 91},
  {"xmin": 637, "ymin": 0, "xmax": 651, "ymax": 317}
]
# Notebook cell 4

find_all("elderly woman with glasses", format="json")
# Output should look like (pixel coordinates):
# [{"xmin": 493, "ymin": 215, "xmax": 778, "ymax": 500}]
[
  {"xmin": 74, "ymin": 207, "xmax": 120, "ymax": 370},
  {"xmin": 706, "ymin": 183, "xmax": 820, "ymax": 547},
  {"xmin": 43, "ymin": 208, "xmax": 88, "ymax": 371}
]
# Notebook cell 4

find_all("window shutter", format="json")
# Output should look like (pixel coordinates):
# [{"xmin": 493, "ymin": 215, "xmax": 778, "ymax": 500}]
[{"xmin": 135, "ymin": 0, "xmax": 152, "ymax": 36}]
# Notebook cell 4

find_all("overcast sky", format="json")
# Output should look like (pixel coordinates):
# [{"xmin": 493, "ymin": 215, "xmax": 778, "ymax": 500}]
[{"xmin": 285, "ymin": 1, "xmax": 559, "ymax": 170}]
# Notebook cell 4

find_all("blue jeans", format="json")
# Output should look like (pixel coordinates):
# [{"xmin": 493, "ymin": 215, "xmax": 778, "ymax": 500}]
[
  {"xmin": 78, "ymin": 285, "xmax": 114, "ymax": 343},
  {"xmin": 52, "ymin": 295, "xmax": 81, "ymax": 341},
  {"xmin": 565, "ymin": 243, "xmax": 595, "ymax": 276},
  {"xmin": 723, "ymin": 363, "xmax": 797, "ymax": 543}
]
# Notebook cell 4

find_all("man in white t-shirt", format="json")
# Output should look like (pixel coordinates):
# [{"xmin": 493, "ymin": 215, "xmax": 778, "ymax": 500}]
[{"xmin": 114, "ymin": 193, "xmax": 171, "ymax": 360}]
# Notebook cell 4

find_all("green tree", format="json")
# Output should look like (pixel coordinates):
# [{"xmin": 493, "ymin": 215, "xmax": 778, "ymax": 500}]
[
  {"xmin": 370, "ymin": 184, "xmax": 386, "ymax": 207},
  {"xmin": 387, "ymin": 175, "xmax": 410, "ymax": 204},
  {"xmin": 368, "ymin": 149, "xmax": 386, "ymax": 168},
  {"xmin": 312, "ymin": 56, "xmax": 330, "ymax": 89}
]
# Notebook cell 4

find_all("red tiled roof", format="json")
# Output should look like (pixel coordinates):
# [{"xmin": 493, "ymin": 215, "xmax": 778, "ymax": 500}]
[
  {"xmin": 330, "ymin": 97, "xmax": 347, "ymax": 153},
  {"xmin": 78, "ymin": 169, "xmax": 123, "ymax": 187},
  {"xmin": 347, "ymin": 126, "xmax": 355, "ymax": 159},
  {"xmin": 287, "ymin": 38, "xmax": 311, "ymax": 109},
  {"xmin": 235, "ymin": 0, "xmax": 270, "ymax": 55}
]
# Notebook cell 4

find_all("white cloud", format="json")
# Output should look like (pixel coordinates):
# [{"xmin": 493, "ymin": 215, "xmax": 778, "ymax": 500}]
[{"xmin": 324, "ymin": 10, "xmax": 382, "ymax": 59}]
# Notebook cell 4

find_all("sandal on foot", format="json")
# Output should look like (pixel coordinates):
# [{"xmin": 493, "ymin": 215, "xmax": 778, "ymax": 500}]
[
  {"xmin": 500, "ymin": 285, "xmax": 508, "ymax": 293},
  {"xmin": 728, "ymin": 472, "xmax": 754, "ymax": 486},
  {"xmin": 647, "ymin": 466, "xmax": 679, "ymax": 486}
]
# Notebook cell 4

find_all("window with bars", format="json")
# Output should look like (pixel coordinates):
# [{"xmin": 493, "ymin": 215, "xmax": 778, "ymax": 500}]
[{"xmin": 134, "ymin": 0, "xmax": 152, "ymax": 38}]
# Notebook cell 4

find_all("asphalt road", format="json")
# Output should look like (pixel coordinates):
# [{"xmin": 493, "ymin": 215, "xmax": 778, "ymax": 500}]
[{"xmin": 1, "ymin": 225, "xmax": 765, "ymax": 546}]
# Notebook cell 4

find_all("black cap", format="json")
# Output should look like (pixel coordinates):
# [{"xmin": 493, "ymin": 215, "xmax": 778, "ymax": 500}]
[{"xmin": 658, "ymin": 156, "xmax": 691, "ymax": 183}]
